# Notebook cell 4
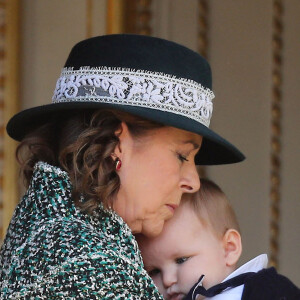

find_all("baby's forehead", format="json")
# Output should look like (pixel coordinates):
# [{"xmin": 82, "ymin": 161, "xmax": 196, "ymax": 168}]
[
  {"xmin": 138, "ymin": 216, "xmax": 205, "ymax": 249},
  {"xmin": 138, "ymin": 204, "xmax": 208, "ymax": 246},
  {"xmin": 139, "ymin": 238, "xmax": 189, "ymax": 265}
]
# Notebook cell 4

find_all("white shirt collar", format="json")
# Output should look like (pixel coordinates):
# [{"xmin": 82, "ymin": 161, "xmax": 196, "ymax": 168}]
[
  {"xmin": 224, "ymin": 253, "xmax": 268, "ymax": 281},
  {"xmin": 206, "ymin": 254, "xmax": 268, "ymax": 300}
]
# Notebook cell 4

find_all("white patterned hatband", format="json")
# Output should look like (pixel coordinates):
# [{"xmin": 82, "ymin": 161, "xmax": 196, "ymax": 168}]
[{"xmin": 52, "ymin": 67, "xmax": 215, "ymax": 127}]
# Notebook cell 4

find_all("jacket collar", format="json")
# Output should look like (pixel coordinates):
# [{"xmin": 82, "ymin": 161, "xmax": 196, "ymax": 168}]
[{"xmin": 29, "ymin": 161, "xmax": 143, "ymax": 266}]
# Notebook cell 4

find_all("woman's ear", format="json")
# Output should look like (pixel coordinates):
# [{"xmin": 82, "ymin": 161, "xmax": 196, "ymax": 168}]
[
  {"xmin": 113, "ymin": 122, "xmax": 133, "ymax": 159},
  {"xmin": 222, "ymin": 229, "xmax": 242, "ymax": 268}
]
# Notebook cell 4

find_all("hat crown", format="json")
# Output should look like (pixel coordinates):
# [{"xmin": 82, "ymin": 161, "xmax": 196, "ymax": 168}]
[
  {"xmin": 64, "ymin": 34, "xmax": 212, "ymax": 90},
  {"xmin": 53, "ymin": 34, "xmax": 215, "ymax": 128}
]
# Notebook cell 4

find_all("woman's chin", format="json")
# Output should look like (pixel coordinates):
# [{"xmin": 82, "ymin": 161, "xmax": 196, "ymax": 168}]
[{"xmin": 141, "ymin": 221, "xmax": 165, "ymax": 238}]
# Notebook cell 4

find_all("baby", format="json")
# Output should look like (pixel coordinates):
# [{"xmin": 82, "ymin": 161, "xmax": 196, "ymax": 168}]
[{"xmin": 137, "ymin": 179, "xmax": 300, "ymax": 300}]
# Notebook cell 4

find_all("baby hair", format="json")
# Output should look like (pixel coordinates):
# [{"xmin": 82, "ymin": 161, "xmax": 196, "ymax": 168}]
[{"xmin": 182, "ymin": 178, "xmax": 241, "ymax": 239}]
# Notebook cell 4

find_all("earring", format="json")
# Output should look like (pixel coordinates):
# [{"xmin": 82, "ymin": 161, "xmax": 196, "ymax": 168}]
[{"xmin": 115, "ymin": 158, "xmax": 122, "ymax": 171}]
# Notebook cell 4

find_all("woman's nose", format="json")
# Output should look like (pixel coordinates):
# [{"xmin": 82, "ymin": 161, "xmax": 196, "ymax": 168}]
[{"xmin": 180, "ymin": 163, "xmax": 201, "ymax": 193}]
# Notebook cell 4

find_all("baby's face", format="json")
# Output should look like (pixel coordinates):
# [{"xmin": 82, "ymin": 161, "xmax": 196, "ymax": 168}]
[{"xmin": 137, "ymin": 203, "xmax": 229, "ymax": 300}]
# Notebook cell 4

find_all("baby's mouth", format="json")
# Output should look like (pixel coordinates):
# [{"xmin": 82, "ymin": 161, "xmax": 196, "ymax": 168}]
[{"xmin": 167, "ymin": 292, "xmax": 185, "ymax": 300}]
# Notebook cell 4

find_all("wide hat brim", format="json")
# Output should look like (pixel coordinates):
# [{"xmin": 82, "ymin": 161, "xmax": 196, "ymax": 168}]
[
  {"xmin": 6, "ymin": 101, "xmax": 245, "ymax": 165},
  {"xmin": 6, "ymin": 34, "xmax": 245, "ymax": 165}
]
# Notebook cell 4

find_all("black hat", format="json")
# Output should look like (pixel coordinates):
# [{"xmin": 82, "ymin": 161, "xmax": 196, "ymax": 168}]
[{"xmin": 6, "ymin": 34, "xmax": 245, "ymax": 165}]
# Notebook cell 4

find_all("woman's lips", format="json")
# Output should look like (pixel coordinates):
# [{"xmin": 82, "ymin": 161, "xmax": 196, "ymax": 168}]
[{"xmin": 166, "ymin": 204, "xmax": 178, "ymax": 214}]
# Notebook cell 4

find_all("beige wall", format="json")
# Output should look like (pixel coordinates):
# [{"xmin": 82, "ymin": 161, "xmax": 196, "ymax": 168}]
[
  {"xmin": 21, "ymin": 0, "xmax": 107, "ymax": 109},
  {"xmin": 20, "ymin": 0, "xmax": 299, "ymax": 285},
  {"xmin": 153, "ymin": 0, "xmax": 300, "ymax": 285},
  {"xmin": 280, "ymin": 0, "xmax": 300, "ymax": 284},
  {"xmin": 208, "ymin": 0, "xmax": 272, "ymax": 270}
]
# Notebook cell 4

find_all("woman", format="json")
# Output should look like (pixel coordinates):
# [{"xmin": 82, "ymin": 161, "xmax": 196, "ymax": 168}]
[{"xmin": 0, "ymin": 34, "xmax": 244, "ymax": 299}]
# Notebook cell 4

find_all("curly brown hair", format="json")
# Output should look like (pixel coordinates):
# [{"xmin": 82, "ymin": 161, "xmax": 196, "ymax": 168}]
[{"xmin": 16, "ymin": 109, "xmax": 164, "ymax": 213}]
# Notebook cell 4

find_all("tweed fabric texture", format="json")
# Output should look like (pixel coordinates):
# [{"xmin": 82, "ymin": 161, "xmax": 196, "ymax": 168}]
[{"xmin": 0, "ymin": 162, "xmax": 162, "ymax": 299}]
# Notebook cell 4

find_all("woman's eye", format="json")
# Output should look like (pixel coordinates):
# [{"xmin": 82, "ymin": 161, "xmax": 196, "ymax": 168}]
[
  {"xmin": 177, "ymin": 153, "xmax": 189, "ymax": 162},
  {"xmin": 175, "ymin": 257, "xmax": 189, "ymax": 264},
  {"xmin": 148, "ymin": 268, "xmax": 161, "ymax": 277}
]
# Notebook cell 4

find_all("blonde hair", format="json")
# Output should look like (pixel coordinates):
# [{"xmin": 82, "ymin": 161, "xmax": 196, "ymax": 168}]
[{"xmin": 182, "ymin": 178, "xmax": 240, "ymax": 239}]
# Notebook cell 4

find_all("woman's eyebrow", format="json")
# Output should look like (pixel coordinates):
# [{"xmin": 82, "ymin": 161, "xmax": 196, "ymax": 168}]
[{"xmin": 181, "ymin": 140, "xmax": 201, "ymax": 150}]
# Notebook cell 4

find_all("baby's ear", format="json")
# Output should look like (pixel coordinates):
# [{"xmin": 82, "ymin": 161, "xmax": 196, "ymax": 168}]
[{"xmin": 222, "ymin": 229, "xmax": 242, "ymax": 268}]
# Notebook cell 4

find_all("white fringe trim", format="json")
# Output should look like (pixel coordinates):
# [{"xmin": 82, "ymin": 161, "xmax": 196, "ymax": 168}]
[{"xmin": 52, "ymin": 66, "xmax": 215, "ymax": 127}]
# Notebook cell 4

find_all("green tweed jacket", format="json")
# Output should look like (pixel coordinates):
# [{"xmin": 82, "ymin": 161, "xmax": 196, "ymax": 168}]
[{"xmin": 0, "ymin": 162, "xmax": 163, "ymax": 299}]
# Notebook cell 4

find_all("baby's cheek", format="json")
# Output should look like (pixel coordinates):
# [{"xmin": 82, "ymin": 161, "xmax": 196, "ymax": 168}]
[{"xmin": 181, "ymin": 264, "xmax": 203, "ymax": 291}]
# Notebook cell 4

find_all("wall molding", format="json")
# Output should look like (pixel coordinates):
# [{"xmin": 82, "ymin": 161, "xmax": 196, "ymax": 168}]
[
  {"xmin": 1, "ymin": 0, "xmax": 20, "ymax": 240},
  {"xmin": 106, "ymin": 0, "xmax": 152, "ymax": 35},
  {"xmin": 270, "ymin": 0, "xmax": 284, "ymax": 269}
]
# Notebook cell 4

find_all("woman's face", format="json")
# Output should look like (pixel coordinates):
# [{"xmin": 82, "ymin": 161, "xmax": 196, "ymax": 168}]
[{"xmin": 113, "ymin": 124, "xmax": 202, "ymax": 237}]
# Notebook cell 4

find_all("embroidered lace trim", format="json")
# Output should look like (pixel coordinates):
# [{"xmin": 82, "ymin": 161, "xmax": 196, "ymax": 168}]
[{"xmin": 52, "ymin": 67, "xmax": 215, "ymax": 127}]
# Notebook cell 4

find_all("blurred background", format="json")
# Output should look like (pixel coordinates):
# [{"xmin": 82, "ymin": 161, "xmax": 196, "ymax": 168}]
[{"xmin": 0, "ymin": 0, "xmax": 299, "ymax": 285}]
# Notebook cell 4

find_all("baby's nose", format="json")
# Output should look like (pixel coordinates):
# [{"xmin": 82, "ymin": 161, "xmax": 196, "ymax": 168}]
[{"xmin": 162, "ymin": 270, "xmax": 177, "ymax": 288}]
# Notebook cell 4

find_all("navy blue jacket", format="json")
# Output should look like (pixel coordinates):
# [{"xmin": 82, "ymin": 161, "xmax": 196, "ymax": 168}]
[
  {"xmin": 185, "ymin": 267, "xmax": 300, "ymax": 300},
  {"xmin": 242, "ymin": 267, "xmax": 300, "ymax": 300}
]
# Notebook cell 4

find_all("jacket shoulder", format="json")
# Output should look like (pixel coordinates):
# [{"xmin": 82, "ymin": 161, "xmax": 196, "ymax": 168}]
[{"xmin": 242, "ymin": 267, "xmax": 300, "ymax": 300}]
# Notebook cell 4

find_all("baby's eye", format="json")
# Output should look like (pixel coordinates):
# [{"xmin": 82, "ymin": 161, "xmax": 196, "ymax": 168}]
[
  {"xmin": 148, "ymin": 268, "xmax": 161, "ymax": 277},
  {"xmin": 175, "ymin": 257, "xmax": 189, "ymax": 264}
]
